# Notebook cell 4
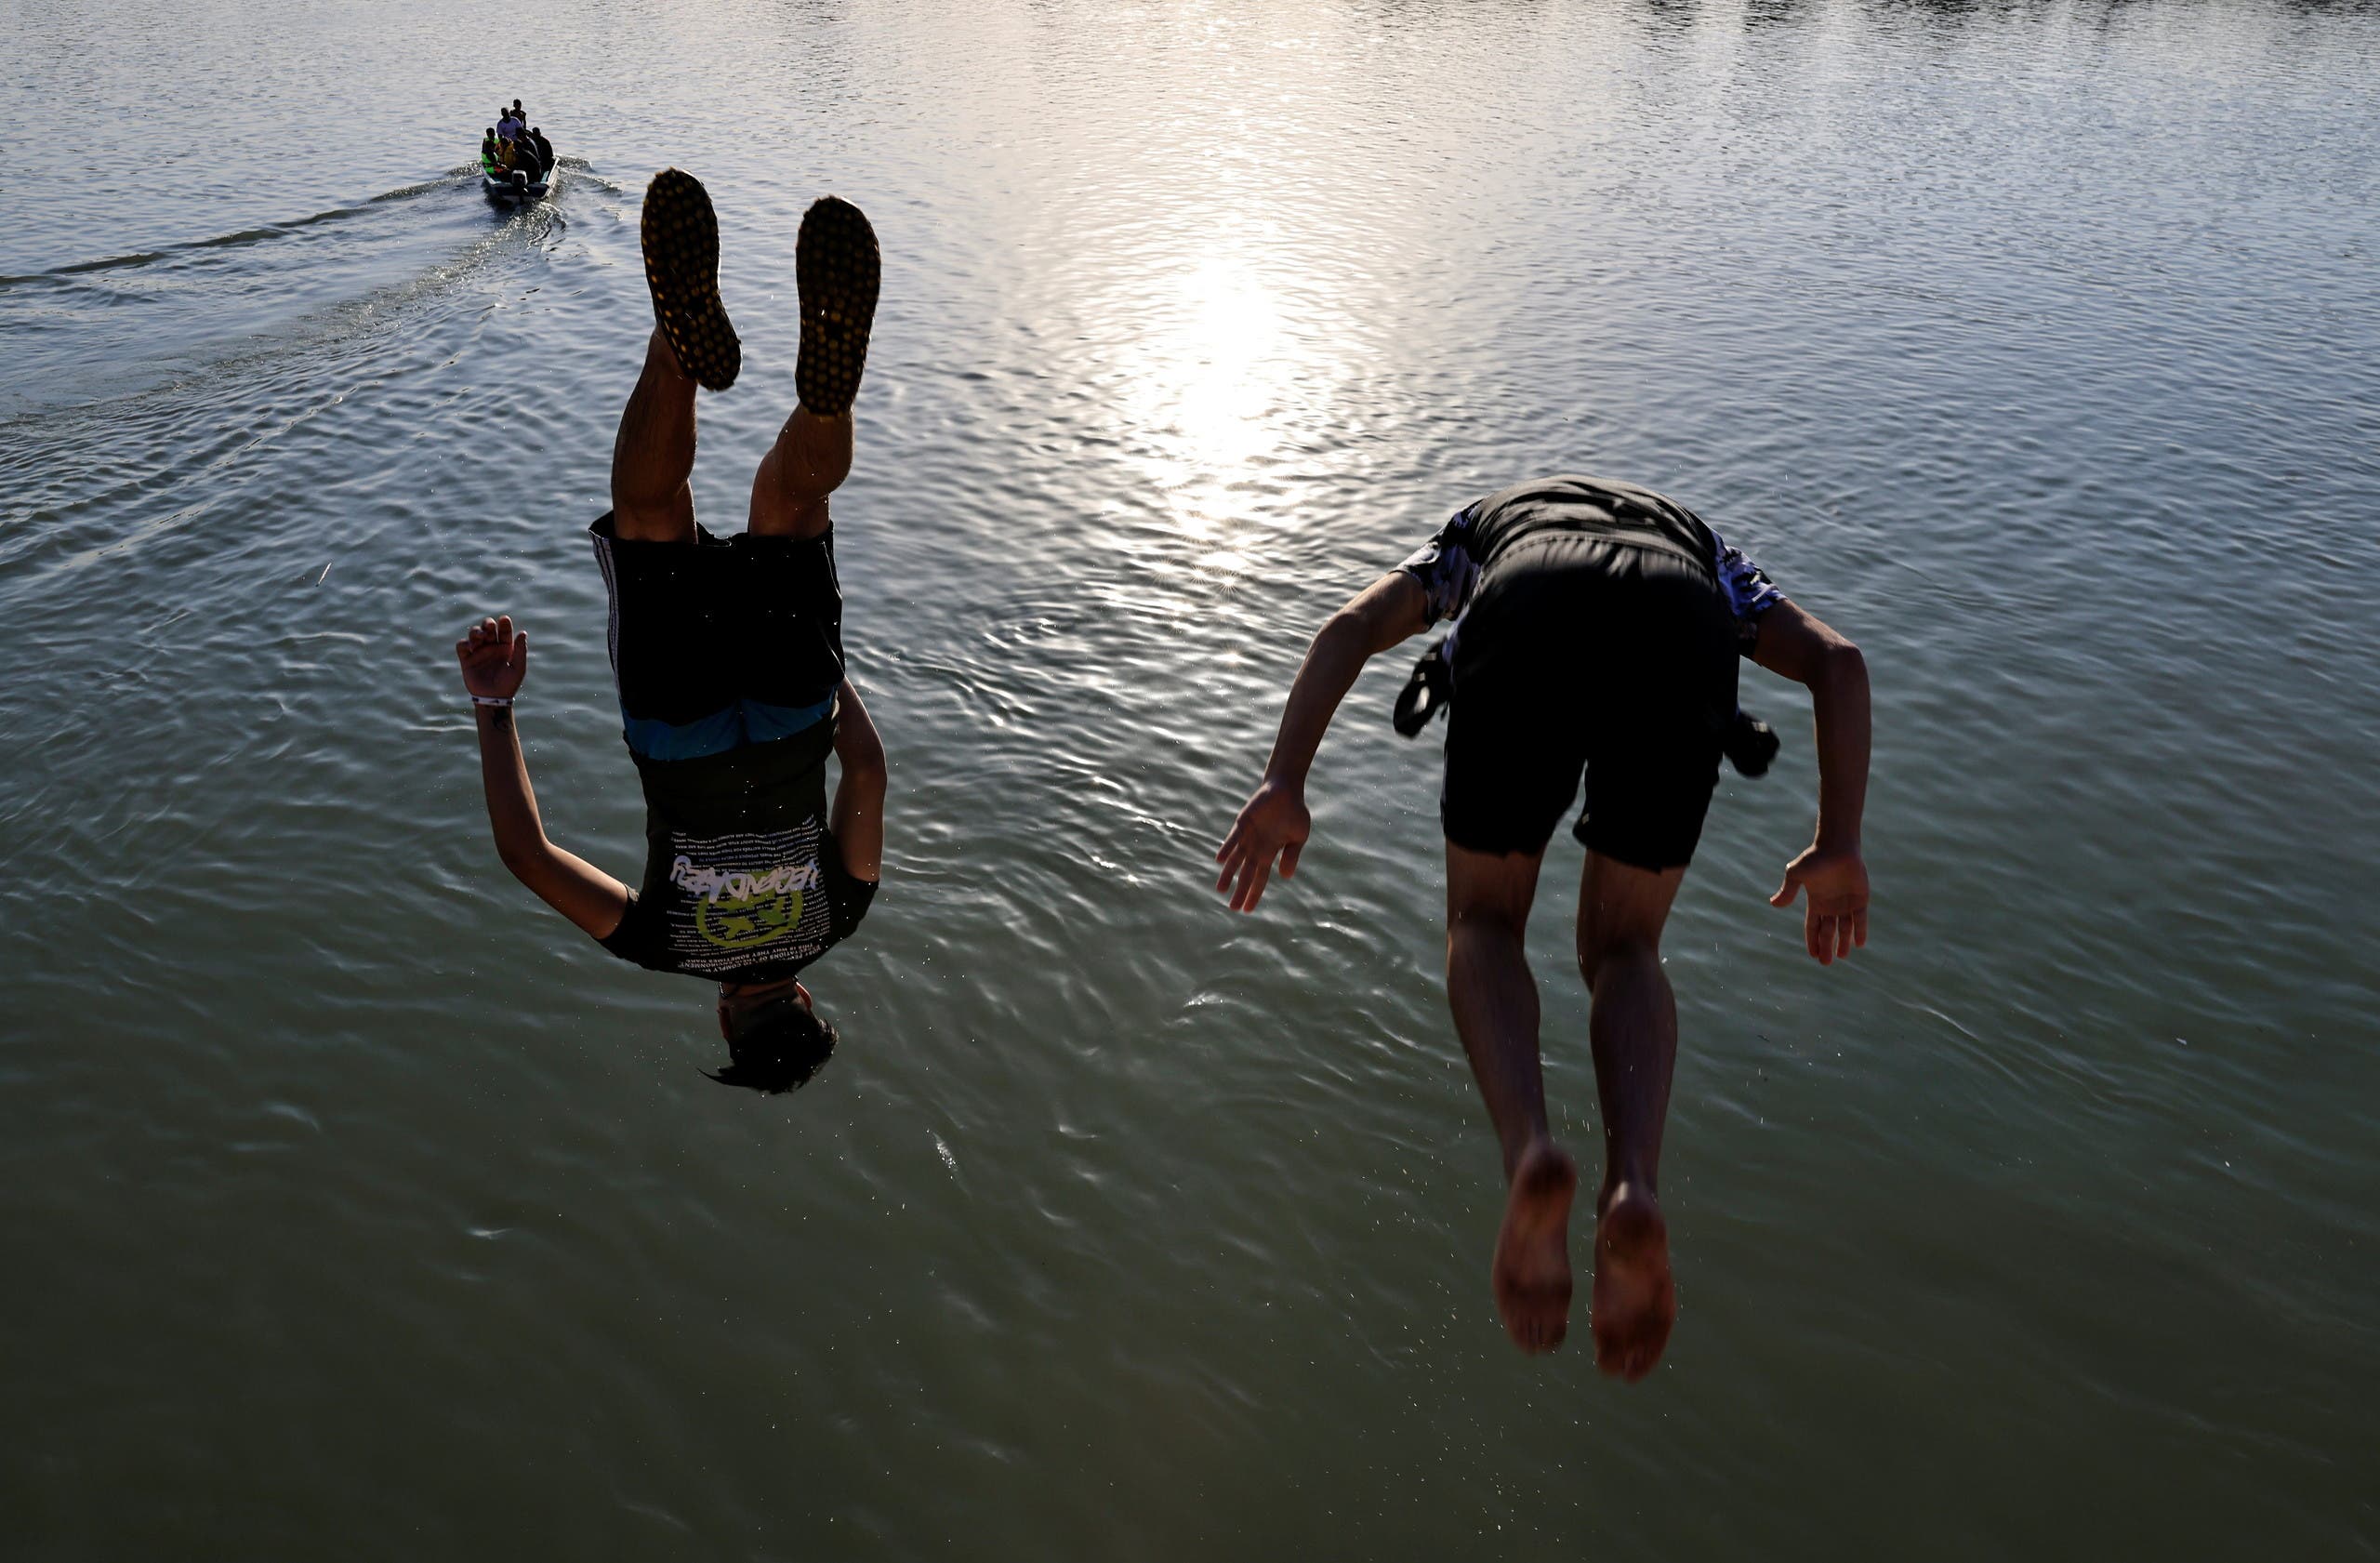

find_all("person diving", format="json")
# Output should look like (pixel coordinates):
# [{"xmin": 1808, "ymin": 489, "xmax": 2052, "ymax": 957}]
[
  {"xmin": 456, "ymin": 169, "xmax": 886, "ymax": 1092},
  {"xmin": 1215, "ymin": 475, "xmax": 1872, "ymax": 1375}
]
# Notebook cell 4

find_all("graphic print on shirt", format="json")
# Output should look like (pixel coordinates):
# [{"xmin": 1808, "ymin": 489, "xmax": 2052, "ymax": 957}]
[{"xmin": 656, "ymin": 819, "xmax": 836, "ymax": 974}]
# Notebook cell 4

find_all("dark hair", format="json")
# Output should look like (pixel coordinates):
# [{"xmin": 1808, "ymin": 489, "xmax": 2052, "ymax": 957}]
[
  {"xmin": 707, "ymin": 1004, "xmax": 838, "ymax": 1094},
  {"xmin": 485, "ymin": 126, "xmax": 496, "ymax": 136}
]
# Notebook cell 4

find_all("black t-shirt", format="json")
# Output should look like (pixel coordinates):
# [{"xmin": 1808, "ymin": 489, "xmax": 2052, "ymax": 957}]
[
  {"xmin": 1398, "ymin": 474, "xmax": 1785, "ymax": 657},
  {"xmin": 598, "ymin": 724, "xmax": 876, "ymax": 983}
]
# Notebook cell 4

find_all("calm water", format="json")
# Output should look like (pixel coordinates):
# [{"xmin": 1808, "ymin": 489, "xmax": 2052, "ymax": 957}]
[{"xmin": 5, "ymin": 0, "xmax": 2378, "ymax": 1555}]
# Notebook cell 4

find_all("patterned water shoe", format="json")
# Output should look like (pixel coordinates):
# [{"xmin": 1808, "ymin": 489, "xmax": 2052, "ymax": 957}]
[
  {"xmin": 641, "ymin": 168, "xmax": 741, "ymax": 391},
  {"xmin": 794, "ymin": 195, "xmax": 879, "ymax": 417}
]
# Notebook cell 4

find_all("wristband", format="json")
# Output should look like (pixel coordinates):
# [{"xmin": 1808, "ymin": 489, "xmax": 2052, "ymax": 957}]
[{"xmin": 471, "ymin": 695, "xmax": 514, "ymax": 709}]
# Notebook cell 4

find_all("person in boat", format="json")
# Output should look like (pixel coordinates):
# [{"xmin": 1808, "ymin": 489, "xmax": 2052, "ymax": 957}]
[
  {"xmin": 481, "ymin": 128, "xmax": 500, "ymax": 173},
  {"xmin": 456, "ymin": 170, "xmax": 885, "ymax": 1093},
  {"xmin": 1214, "ymin": 476, "xmax": 1871, "ymax": 1376},
  {"xmin": 529, "ymin": 126, "xmax": 554, "ymax": 169},
  {"xmin": 496, "ymin": 107, "xmax": 524, "ymax": 144}
]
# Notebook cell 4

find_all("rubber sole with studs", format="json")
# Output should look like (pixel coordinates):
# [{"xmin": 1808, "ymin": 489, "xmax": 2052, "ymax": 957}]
[
  {"xmin": 641, "ymin": 168, "xmax": 741, "ymax": 392},
  {"xmin": 794, "ymin": 195, "xmax": 879, "ymax": 417}
]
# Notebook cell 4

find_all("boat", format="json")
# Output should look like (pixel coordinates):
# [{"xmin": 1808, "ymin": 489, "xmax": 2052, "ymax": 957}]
[
  {"xmin": 481, "ymin": 164, "xmax": 552, "ymax": 203},
  {"xmin": 480, "ymin": 148, "xmax": 554, "ymax": 204}
]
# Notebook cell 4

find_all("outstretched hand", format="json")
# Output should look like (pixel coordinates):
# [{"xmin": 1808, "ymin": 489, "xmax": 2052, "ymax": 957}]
[
  {"xmin": 1214, "ymin": 776, "xmax": 1312, "ymax": 912},
  {"xmin": 1770, "ymin": 843, "xmax": 1869, "ymax": 965},
  {"xmin": 456, "ymin": 615, "xmax": 529, "ymax": 701}
]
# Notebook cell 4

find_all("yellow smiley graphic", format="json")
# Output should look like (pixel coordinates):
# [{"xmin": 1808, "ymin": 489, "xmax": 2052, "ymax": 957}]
[{"xmin": 694, "ymin": 888, "xmax": 806, "ymax": 950}]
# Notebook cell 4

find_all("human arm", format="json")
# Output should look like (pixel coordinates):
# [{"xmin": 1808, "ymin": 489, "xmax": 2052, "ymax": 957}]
[
  {"xmin": 1749, "ymin": 599, "xmax": 1871, "ymax": 964},
  {"xmin": 455, "ymin": 616, "xmax": 632, "ymax": 940},
  {"xmin": 827, "ymin": 679, "xmax": 886, "ymax": 884},
  {"xmin": 1214, "ymin": 571, "xmax": 1433, "ymax": 911}
]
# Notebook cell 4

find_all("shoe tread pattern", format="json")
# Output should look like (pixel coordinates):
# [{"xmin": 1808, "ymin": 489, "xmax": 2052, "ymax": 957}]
[
  {"xmin": 641, "ymin": 168, "xmax": 742, "ymax": 392},
  {"xmin": 795, "ymin": 195, "xmax": 879, "ymax": 417}
]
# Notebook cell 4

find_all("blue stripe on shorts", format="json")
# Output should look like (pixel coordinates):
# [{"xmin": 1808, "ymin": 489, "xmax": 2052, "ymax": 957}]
[{"xmin": 623, "ymin": 694, "xmax": 835, "ymax": 762}]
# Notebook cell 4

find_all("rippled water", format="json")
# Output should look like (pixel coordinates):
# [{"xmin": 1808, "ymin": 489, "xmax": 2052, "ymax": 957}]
[{"xmin": 6, "ymin": 0, "xmax": 2378, "ymax": 1555}]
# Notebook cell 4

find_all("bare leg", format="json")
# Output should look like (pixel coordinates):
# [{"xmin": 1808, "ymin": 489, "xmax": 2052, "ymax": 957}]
[
  {"xmin": 610, "ymin": 327, "xmax": 698, "ymax": 543},
  {"xmin": 747, "ymin": 409, "xmax": 853, "ymax": 540},
  {"xmin": 1575, "ymin": 852, "xmax": 1687, "ymax": 1382},
  {"xmin": 1446, "ymin": 842, "xmax": 1579, "ymax": 1355}
]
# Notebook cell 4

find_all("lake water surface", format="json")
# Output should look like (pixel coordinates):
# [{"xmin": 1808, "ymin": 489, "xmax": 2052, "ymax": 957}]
[{"xmin": 5, "ymin": 0, "xmax": 2378, "ymax": 1556}]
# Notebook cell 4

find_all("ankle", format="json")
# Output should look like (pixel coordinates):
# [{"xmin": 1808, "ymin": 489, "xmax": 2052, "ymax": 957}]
[
  {"xmin": 1505, "ymin": 1134, "xmax": 1570, "ymax": 1185},
  {"xmin": 647, "ymin": 326, "xmax": 693, "ymax": 384},
  {"xmin": 1600, "ymin": 1159, "xmax": 1658, "ymax": 1207}
]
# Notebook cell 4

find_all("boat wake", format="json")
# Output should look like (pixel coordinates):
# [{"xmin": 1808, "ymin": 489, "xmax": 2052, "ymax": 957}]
[
  {"xmin": 0, "ymin": 165, "xmax": 596, "ymax": 423},
  {"xmin": 0, "ymin": 176, "xmax": 475, "ymax": 290}
]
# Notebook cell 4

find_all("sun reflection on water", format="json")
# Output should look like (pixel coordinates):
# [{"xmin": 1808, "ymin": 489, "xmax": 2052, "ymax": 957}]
[{"xmin": 1131, "ymin": 249, "xmax": 1289, "ymax": 552}]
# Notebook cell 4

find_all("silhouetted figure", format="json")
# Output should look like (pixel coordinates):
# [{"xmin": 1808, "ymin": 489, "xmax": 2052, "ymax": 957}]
[
  {"xmin": 1216, "ymin": 475, "xmax": 1872, "ymax": 1376},
  {"xmin": 456, "ymin": 173, "xmax": 887, "ymax": 1089}
]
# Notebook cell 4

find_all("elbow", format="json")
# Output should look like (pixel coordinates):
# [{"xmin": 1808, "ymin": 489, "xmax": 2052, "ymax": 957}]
[
  {"xmin": 494, "ymin": 834, "xmax": 549, "ymax": 882},
  {"xmin": 1318, "ymin": 606, "xmax": 1389, "ymax": 660},
  {"xmin": 1812, "ymin": 635, "xmax": 1864, "ymax": 688},
  {"xmin": 1317, "ymin": 606, "xmax": 1367, "ymax": 644},
  {"xmin": 840, "ymin": 731, "xmax": 889, "ymax": 792}
]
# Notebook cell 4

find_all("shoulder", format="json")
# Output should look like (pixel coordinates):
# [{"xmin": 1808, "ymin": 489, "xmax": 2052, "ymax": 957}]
[
  {"xmin": 1707, "ymin": 527, "xmax": 1785, "ymax": 653},
  {"xmin": 595, "ymin": 889, "xmax": 659, "ymax": 964},
  {"xmin": 1709, "ymin": 527, "xmax": 1783, "ymax": 616},
  {"xmin": 1395, "ymin": 501, "xmax": 1485, "ymax": 622}
]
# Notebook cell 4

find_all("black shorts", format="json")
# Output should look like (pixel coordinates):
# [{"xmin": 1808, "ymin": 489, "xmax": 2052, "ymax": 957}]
[
  {"xmin": 1440, "ymin": 534, "xmax": 1739, "ymax": 869},
  {"xmin": 589, "ymin": 513, "xmax": 845, "ymax": 762}
]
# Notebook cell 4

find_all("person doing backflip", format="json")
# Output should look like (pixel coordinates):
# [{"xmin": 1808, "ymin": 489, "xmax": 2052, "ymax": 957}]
[
  {"xmin": 1215, "ymin": 475, "xmax": 1871, "ymax": 1376},
  {"xmin": 456, "ymin": 170, "xmax": 886, "ymax": 1091}
]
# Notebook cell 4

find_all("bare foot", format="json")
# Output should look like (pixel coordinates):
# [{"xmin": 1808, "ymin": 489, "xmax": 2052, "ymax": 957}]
[
  {"xmin": 1491, "ymin": 1140, "xmax": 1579, "ymax": 1353},
  {"xmin": 1591, "ymin": 1179, "xmax": 1675, "ymax": 1382}
]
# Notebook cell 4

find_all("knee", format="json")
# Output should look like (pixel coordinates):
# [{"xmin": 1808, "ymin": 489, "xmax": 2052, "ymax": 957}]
[
  {"xmin": 1577, "ymin": 930, "xmax": 1660, "ymax": 991},
  {"xmin": 1447, "ymin": 905, "xmax": 1529, "ymax": 977},
  {"xmin": 1448, "ymin": 896, "xmax": 1528, "ymax": 943},
  {"xmin": 609, "ymin": 486, "xmax": 692, "ymax": 543}
]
